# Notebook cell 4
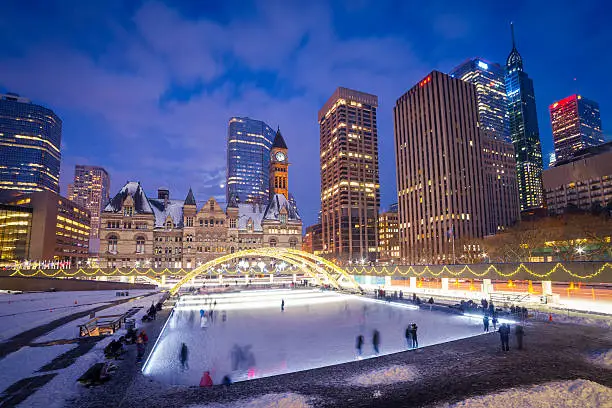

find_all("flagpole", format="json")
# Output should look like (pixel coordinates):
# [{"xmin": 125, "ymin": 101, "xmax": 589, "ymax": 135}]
[{"xmin": 452, "ymin": 231, "xmax": 456, "ymax": 264}]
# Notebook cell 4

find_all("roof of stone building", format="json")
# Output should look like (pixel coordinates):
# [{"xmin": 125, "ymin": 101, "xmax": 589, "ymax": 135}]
[
  {"xmin": 263, "ymin": 193, "xmax": 301, "ymax": 222},
  {"xmin": 184, "ymin": 188, "xmax": 197, "ymax": 206},
  {"xmin": 272, "ymin": 128, "xmax": 287, "ymax": 149},
  {"xmin": 237, "ymin": 203, "xmax": 266, "ymax": 232},
  {"xmin": 103, "ymin": 181, "xmax": 153, "ymax": 214},
  {"xmin": 149, "ymin": 198, "xmax": 184, "ymax": 228}
]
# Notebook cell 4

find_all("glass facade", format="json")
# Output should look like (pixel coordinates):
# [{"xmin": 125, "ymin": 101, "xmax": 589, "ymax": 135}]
[
  {"xmin": 226, "ymin": 117, "xmax": 275, "ymax": 204},
  {"xmin": 0, "ymin": 203, "xmax": 32, "ymax": 263},
  {"xmin": 0, "ymin": 93, "xmax": 62, "ymax": 194},
  {"xmin": 550, "ymin": 94, "xmax": 604, "ymax": 164},
  {"xmin": 505, "ymin": 25, "xmax": 544, "ymax": 211},
  {"xmin": 450, "ymin": 58, "xmax": 509, "ymax": 141}
]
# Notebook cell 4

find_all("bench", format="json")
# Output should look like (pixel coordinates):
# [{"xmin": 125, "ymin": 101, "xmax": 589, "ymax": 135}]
[{"xmin": 79, "ymin": 314, "xmax": 125, "ymax": 337}]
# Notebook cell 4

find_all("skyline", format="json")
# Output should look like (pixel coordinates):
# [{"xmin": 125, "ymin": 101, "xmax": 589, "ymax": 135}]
[{"xmin": 1, "ymin": 1, "xmax": 611, "ymax": 227}]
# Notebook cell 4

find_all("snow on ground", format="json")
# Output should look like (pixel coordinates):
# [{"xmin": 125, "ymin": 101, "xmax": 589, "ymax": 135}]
[
  {"xmin": 589, "ymin": 349, "xmax": 612, "ymax": 368},
  {"xmin": 0, "ymin": 290, "xmax": 154, "ymax": 341},
  {"xmin": 144, "ymin": 290, "xmax": 483, "ymax": 386},
  {"xmin": 0, "ymin": 343, "xmax": 76, "ymax": 392},
  {"xmin": 348, "ymin": 365, "xmax": 419, "ymax": 386},
  {"xmin": 36, "ymin": 292, "xmax": 166, "ymax": 342},
  {"xmin": 188, "ymin": 393, "xmax": 313, "ymax": 408},
  {"xmin": 437, "ymin": 379, "xmax": 612, "ymax": 408},
  {"xmin": 18, "ymin": 293, "xmax": 167, "ymax": 407}
]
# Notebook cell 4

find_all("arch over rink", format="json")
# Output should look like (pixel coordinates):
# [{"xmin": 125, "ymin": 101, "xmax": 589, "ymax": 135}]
[{"xmin": 169, "ymin": 248, "xmax": 362, "ymax": 295}]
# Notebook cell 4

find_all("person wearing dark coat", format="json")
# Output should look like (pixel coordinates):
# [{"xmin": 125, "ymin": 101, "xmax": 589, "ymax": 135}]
[
  {"xmin": 492, "ymin": 316, "xmax": 498, "ymax": 331},
  {"xmin": 372, "ymin": 330, "xmax": 380, "ymax": 354},
  {"xmin": 515, "ymin": 324, "xmax": 525, "ymax": 350},
  {"xmin": 180, "ymin": 342, "xmax": 189, "ymax": 370},
  {"xmin": 411, "ymin": 323, "xmax": 418, "ymax": 348},
  {"xmin": 498, "ymin": 324, "xmax": 510, "ymax": 351},
  {"xmin": 483, "ymin": 315, "xmax": 490, "ymax": 332},
  {"xmin": 405, "ymin": 326, "xmax": 412, "ymax": 348},
  {"xmin": 356, "ymin": 334, "xmax": 364, "ymax": 356},
  {"xmin": 281, "ymin": 299, "xmax": 285, "ymax": 311}
]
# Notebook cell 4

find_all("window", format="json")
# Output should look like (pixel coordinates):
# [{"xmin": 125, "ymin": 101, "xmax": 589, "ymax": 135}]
[
  {"xmin": 289, "ymin": 238, "xmax": 298, "ymax": 249},
  {"xmin": 136, "ymin": 237, "xmax": 145, "ymax": 254},
  {"xmin": 199, "ymin": 219, "xmax": 203, "ymax": 226},
  {"xmin": 108, "ymin": 235, "xmax": 118, "ymax": 254},
  {"xmin": 280, "ymin": 214, "xmax": 287, "ymax": 224},
  {"xmin": 269, "ymin": 238, "xmax": 277, "ymax": 247},
  {"xmin": 186, "ymin": 217, "xmax": 193, "ymax": 227},
  {"xmin": 229, "ymin": 218, "xmax": 237, "ymax": 228},
  {"xmin": 166, "ymin": 220, "xmax": 173, "ymax": 229},
  {"xmin": 210, "ymin": 201, "xmax": 215, "ymax": 211},
  {"xmin": 123, "ymin": 206, "xmax": 133, "ymax": 217}
]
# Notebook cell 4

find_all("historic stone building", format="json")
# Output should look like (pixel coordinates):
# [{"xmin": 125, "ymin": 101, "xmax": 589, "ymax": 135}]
[{"xmin": 99, "ymin": 130, "xmax": 302, "ymax": 268}]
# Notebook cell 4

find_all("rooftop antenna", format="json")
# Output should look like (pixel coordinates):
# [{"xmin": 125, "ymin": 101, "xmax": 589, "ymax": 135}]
[{"xmin": 510, "ymin": 22, "xmax": 516, "ymax": 48}]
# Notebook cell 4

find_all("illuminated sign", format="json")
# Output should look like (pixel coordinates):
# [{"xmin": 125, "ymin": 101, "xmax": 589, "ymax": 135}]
[
  {"xmin": 419, "ymin": 76, "xmax": 431, "ymax": 87},
  {"xmin": 477, "ymin": 60, "xmax": 489, "ymax": 70}
]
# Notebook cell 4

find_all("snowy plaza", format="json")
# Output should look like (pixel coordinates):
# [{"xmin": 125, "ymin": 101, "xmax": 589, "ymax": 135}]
[{"xmin": 143, "ymin": 289, "xmax": 485, "ymax": 385}]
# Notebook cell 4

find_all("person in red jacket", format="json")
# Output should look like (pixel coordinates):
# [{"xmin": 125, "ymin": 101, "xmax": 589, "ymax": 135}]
[
  {"xmin": 199, "ymin": 371, "xmax": 213, "ymax": 387},
  {"xmin": 138, "ymin": 330, "xmax": 148, "ymax": 346}
]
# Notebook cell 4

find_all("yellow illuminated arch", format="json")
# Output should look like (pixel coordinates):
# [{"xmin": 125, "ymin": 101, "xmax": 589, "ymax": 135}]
[{"xmin": 169, "ymin": 248, "xmax": 362, "ymax": 295}]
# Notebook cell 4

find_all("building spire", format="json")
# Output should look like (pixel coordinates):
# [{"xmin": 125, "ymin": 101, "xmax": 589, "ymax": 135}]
[
  {"xmin": 506, "ymin": 22, "xmax": 523, "ymax": 71},
  {"xmin": 510, "ymin": 21, "xmax": 516, "ymax": 49}
]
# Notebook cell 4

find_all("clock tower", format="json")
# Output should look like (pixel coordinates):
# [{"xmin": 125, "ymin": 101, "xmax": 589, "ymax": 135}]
[{"xmin": 270, "ymin": 128, "xmax": 289, "ymax": 199}]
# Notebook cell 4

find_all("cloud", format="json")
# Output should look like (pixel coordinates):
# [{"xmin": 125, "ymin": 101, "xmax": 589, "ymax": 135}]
[{"xmin": 0, "ymin": 0, "xmax": 428, "ymax": 225}]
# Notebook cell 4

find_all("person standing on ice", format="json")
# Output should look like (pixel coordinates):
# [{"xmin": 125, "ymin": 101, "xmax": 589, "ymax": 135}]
[
  {"xmin": 405, "ymin": 325, "xmax": 412, "ymax": 348},
  {"xmin": 281, "ymin": 299, "xmax": 285, "ymax": 311},
  {"xmin": 200, "ymin": 309, "xmax": 205, "ymax": 319},
  {"xmin": 411, "ymin": 323, "xmax": 419, "ymax": 348},
  {"xmin": 356, "ymin": 334, "xmax": 364, "ymax": 356},
  {"xmin": 498, "ymin": 324, "xmax": 510, "ymax": 352},
  {"xmin": 492, "ymin": 315, "xmax": 498, "ymax": 331},
  {"xmin": 372, "ymin": 330, "xmax": 380, "ymax": 354},
  {"xmin": 483, "ymin": 315, "xmax": 490, "ymax": 332},
  {"xmin": 515, "ymin": 324, "xmax": 524, "ymax": 350},
  {"xmin": 180, "ymin": 342, "xmax": 189, "ymax": 370}
]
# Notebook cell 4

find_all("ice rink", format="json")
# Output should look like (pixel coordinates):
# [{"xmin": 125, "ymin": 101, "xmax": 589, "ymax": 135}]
[{"xmin": 143, "ymin": 289, "xmax": 484, "ymax": 385}]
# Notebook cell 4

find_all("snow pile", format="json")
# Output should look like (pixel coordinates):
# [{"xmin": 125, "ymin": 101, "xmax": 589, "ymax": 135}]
[
  {"xmin": 438, "ymin": 379, "xmax": 612, "ymax": 408},
  {"xmin": 190, "ymin": 392, "xmax": 312, "ymax": 408},
  {"xmin": 589, "ymin": 349, "xmax": 612, "ymax": 368},
  {"xmin": 348, "ymin": 365, "xmax": 419, "ymax": 386}
]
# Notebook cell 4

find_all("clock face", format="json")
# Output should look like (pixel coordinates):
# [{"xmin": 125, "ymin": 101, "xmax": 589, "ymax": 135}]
[{"xmin": 275, "ymin": 151, "xmax": 286, "ymax": 162}]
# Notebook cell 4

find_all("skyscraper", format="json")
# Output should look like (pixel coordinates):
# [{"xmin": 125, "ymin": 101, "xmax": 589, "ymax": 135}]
[
  {"xmin": 319, "ymin": 87, "xmax": 380, "ymax": 262},
  {"xmin": 394, "ymin": 71, "xmax": 489, "ymax": 263},
  {"xmin": 226, "ymin": 117, "xmax": 276, "ymax": 204},
  {"xmin": 505, "ymin": 23, "xmax": 544, "ymax": 211},
  {"xmin": 451, "ymin": 58, "xmax": 520, "ymax": 232},
  {"xmin": 68, "ymin": 165, "xmax": 110, "ymax": 240},
  {"xmin": 550, "ymin": 94, "xmax": 604, "ymax": 164},
  {"xmin": 450, "ymin": 58, "xmax": 509, "ymax": 141},
  {"xmin": 0, "ymin": 93, "xmax": 62, "ymax": 194}
]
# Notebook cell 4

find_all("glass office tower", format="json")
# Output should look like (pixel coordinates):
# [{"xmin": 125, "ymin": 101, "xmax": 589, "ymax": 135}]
[
  {"xmin": 505, "ymin": 24, "xmax": 544, "ymax": 211},
  {"xmin": 0, "ymin": 93, "xmax": 62, "ymax": 194},
  {"xmin": 226, "ymin": 117, "xmax": 275, "ymax": 204},
  {"xmin": 450, "ymin": 58, "xmax": 509, "ymax": 141}
]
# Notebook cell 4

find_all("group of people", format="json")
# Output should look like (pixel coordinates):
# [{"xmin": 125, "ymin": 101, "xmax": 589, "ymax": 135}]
[
  {"xmin": 497, "ymin": 323, "xmax": 524, "ymax": 351},
  {"xmin": 405, "ymin": 323, "xmax": 419, "ymax": 349},
  {"xmin": 355, "ymin": 329, "xmax": 381, "ymax": 356},
  {"xmin": 482, "ymin": 314, "xmax": 499, "ymax": 332}
]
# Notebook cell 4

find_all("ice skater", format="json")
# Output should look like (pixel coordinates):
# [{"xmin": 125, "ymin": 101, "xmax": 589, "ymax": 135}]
[
  {"xmin": 405, "ymin": 325, "xmax": 412, "ymax": 349},
  {"xmin": 199, "ymin": 371, "xmax": 213, "ymax": 387},
  {"xmin": 372, "ymin": 330, "xmax": 380, "ymax": 354},
  {"xmin": 515, "ymin": 324, "xmax": 524, "ymax": 350},
  {"xmin": 180, "ymin": 342, "xmax": 189, "ymax": 370},
  {"xmin": 200, "ymin": 313, "xmax": 209, "ymax": 329},
  {"xmin": 492, "ymin": 316, "xmax": 498, "ymax": 331},
  {"xmin": 281, "ymin": 299, "xmax": 285, "ymax": 311},
  {"xmin": 498, "ymin": 323, "xmax": 510, "ymax": 352},
  {"xmin": 222, "ymin": 310, "xmax": 227, "ymax": 322},
  {"xmin": 483, "ymin": 315, "xmax": 490, "ymax": 332},
  {"xmin": 356, "ymin": 334, "xmax": 364, "ymax": 357},
  {"xmin": 411, "ymin": 323, "xmax": 418, "ymax": 348}
]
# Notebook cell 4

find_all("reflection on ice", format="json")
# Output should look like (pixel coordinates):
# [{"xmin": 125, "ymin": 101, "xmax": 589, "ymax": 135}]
[{"xmin": 143, "ymin": 289, "xmax": 483, "ymax": 385}]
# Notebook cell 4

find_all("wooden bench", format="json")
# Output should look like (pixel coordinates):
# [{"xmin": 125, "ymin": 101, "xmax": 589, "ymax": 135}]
[{"xmin": 79, "ymin": 314, "xmax": 125, "ymax": 337}]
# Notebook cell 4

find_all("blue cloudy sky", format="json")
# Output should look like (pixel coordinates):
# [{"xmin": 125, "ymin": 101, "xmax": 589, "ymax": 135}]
[{"xmin": 1, "ymin": 0, "xmax": 610, "ymax": 226}]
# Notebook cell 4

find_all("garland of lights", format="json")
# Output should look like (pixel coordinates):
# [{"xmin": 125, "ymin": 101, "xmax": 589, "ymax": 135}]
[{"xmin": 8, "ymin": 261, "xmax": 611, "ymax": 281}]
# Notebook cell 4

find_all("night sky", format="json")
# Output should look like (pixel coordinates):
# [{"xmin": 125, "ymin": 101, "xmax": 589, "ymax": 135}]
[{"xmin": 1, "ymin": 0, "xmax": 610, "ymax": 227}]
